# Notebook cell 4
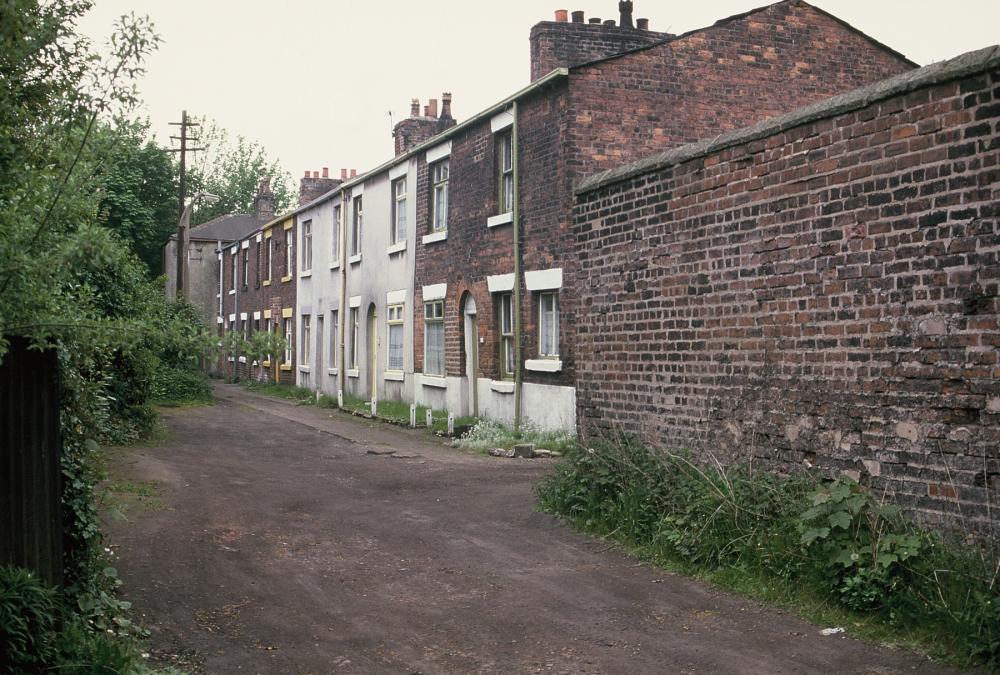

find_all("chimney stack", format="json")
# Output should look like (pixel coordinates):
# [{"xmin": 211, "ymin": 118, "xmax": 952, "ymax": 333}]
[
  {"xmin": 410, "ymin": 98, "xmax": 420, "ymax": 117},
  {"xmin": 554, "ymin": 9, "xmax": 568, "ymax": 22},
  {"xmin": 636, "ymin": 17, "xmax": 649, "ymax": 30},
  {"xmin": 299, "ymin": 168, "xmax": 341, "ymax": 206},
  {"xmin": 571, "ymin": 10, "xmax": 584, "ymax": 23},
  {"xmin": 618, "ymin": 0, "xmax": 634, "ymax": 29},
  {"xmin": 254, "ymin": 176, "xmax": 275, "ymax": 222}
]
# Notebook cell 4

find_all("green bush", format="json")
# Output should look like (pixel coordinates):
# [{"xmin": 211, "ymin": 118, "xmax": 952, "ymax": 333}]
[
  {"xmin": 537, "ymin": 436, "xmax": 1000, "ymax": 668},
  {"xmin": 151, "ymin": 366, "xmax": 213, "ymax": 405},
  {"xmin": 0, "ymin": 565, "xmax": 136, "ymax": 672}
]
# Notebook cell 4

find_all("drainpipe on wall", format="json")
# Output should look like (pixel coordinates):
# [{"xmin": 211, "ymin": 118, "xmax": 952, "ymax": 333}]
[
  {"xmin": 216, "ymin": 240, "xmax": 223, "ymax": 318},
  {"xmin": 233, "ymin": 245, "xmax": 239, "ymax": 381},
  {"xmin": 512, "ymin": 101, "xmax": 523, "ymax": 431},
  {"xmin": 338, "ymin": 188, "xmax": 348, "ymax": 398}
]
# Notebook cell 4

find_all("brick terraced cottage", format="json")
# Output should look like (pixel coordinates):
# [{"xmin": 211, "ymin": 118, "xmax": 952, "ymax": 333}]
[
  {"xmin": 573, "ymin": 47, "xmax": 1000, "ymax": 529},
  {"xmin": 399, "ymin": 0, "xmax": 914, "ymax": 430}
]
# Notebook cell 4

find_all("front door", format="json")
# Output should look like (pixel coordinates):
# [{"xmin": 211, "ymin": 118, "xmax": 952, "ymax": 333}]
[
  {"xmin": 463, "ymin": 297, "xmax": 478, "ymax": 417},
  {"xmin": 366, "ymin": 304, "xmax": 377, "ymax": 401}
]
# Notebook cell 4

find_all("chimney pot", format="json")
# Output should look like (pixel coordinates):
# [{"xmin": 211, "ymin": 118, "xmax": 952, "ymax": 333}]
[
  {"xmin": 589, "ymin": 17, "xmax": 602, "ymax": 24},
  {"xmin": 571, "ymin": 10, "xmax": 584, "ymax": 22},
  {"xmin": 427, "ymin": 98, "xmax": 438, "ymax": 118},
  {"xmin": 350, "ymin": 169, "xmax": 357, "ymax": 178},
  {"xmin": 423, "ymin": 105, "xmax": 430, "ymax": 117},
  {"xmin": 304, "ymin": 170, "xmax": 310, "ymax": 177},
  {"xmin": 322, "ymin": 167, "xmax": 329, "ymax": 178},
  {"xmin": 618, "ymin": 0, "xmax": 634, "ymax": 29},
  {"xmin": 341, "ymin": 168, "xmax": 348, "ymax": 180},
  {"xmin": 603, "ymin": 19, "xmax": 615, "ymax": 26},
  {"xmin": 554, "ymin": 9, "xmax": 568, "ymax": 22},
  {"xmin": 410, "ymin": 98, "xmax": 420, "ymax": 117},
  {"xmin": 440, "ymin": 92, "xmax": 453, "ymax": 120},
  {"xmin": 636, "ymin": 17, "xmax": 649, "ymax": 30},
  {"xmin": 312, "ymin": 171, "xmax": 319, "ymax": 178}
]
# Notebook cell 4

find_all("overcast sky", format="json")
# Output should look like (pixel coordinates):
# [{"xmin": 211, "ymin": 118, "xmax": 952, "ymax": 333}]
[{"xmin": 78, "ymin": 1, "xmax": 1000, "ymax": 183}]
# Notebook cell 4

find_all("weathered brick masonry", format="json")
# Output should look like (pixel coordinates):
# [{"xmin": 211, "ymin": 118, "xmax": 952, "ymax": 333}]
[{"xmin": 573, "ymin": 47, "xmax": 1000, "ymax": 529}]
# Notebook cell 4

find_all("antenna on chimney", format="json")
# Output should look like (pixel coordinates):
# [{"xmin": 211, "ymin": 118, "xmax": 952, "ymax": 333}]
[{"xmin": 388, "ymin": 110, "xmax": 394, "ymax": 137}]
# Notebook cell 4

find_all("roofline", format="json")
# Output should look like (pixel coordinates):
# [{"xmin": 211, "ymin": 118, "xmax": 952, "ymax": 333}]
[
  {"xmin": 289, "ymin": 67, "xmax": 570, "ymax": 215},
  {"xmin": 576, "ymin": 45, "xmax": 1000, "ymax": 195},
  {"xmin": 570, "ymin": 0, "xmax": 917, "ymax": 73}
]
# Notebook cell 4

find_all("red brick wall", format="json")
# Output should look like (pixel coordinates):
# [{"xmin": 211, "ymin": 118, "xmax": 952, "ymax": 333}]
[
  {"xmin": 567, "ymin": 1, "xmax": 915, "ymax": 178},
  {"xmin": 573, "ymin": 57, "xmax": 1000, "ymax": 529}
]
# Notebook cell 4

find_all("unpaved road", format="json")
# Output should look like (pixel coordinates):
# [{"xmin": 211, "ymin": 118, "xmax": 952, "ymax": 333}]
[{"xmin": 104, "ymin": 384, "xmax": 959, "ymax": 674}]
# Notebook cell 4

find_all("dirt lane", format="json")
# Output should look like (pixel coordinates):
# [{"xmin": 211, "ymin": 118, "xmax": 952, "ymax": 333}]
[{"xmin": 104, "ymin": 384, "xmax": 960, "ymax": 674}]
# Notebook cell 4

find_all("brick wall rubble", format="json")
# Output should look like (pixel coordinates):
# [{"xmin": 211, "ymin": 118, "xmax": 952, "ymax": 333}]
[{"xmin": 573, "ymin": 46, "xmax": 1000, "ymax": 530}]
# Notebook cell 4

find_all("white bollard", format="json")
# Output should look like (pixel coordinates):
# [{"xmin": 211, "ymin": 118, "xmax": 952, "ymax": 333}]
[
  {"xmin": 337, "ymin": 389, "xmax": 343, "ymax": 409},
  {"xmin": 447, "ymin": 412, "xmax": 455, "ymax": 437},
  {"xmin": 370, "ymin": 398, "xmax": 377, "ymax": 417},
  {"xmin": 410, "ymin": 404, "xmax": 417, "ymax": 428},
  {"xmin": 426, "ymin": 409, "xmax": 433, "ymax": 427}
]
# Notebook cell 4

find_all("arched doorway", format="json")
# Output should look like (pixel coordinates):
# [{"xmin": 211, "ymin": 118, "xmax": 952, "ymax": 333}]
[
  {"xmin": 461, "ymin": 293, "xmax": 478, "ymax": 417},
  {"xmin": 366, "ymin": 303, "xmax": 378, "ymax": 401}
]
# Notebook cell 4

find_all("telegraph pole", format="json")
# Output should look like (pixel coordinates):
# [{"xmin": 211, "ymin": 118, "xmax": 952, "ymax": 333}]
[{"xmin": 168, "ymin": 111, "xmax": 203, "ymax": 300}]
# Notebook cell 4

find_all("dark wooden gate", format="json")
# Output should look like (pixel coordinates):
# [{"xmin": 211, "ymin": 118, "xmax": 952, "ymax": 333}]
[{"xmin": 0, "ymin": 336, "xmax": 63, "ymax": 586}]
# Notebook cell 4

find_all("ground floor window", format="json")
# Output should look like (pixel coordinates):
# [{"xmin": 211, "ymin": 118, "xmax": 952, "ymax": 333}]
[
  {"xmin": 301, "ymin": 315, "xmax": 311, "ymax": 366},
  {"xmin": 424, "ymin": 300, "xmax": 444, "ymax": 376},
  {"xmin": 283, "ymin": 317, "xmax": 293, "ymax": 364},
  {"xmin": 538, "ymin": 292, "xmax": 559, "ymax": 357},
  {"xmin": 349, "ymin": 307, "xmax": 359, "ymax": 370},
  {"xmin": 499, "ymin": 293, "xmax": 514, "ymax": 379},
  {"xmin": 386, "ymin": 304, "xmax": 404, "ymax": 371},
  {"xmin": 331, "ymin": 310, "xmax": 339, "ymax": 369}
]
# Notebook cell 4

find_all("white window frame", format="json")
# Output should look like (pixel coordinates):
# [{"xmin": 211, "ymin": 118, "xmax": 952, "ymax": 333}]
[
  {"xmin": 331, "ymin": 205, "xmax": 341, "ymax": 266},
  {"xmin": 301, "ymin": 219, "xmax": 312, "ymax": 272},
  {"xmin": 301, "ymin": 315, "xmax": 311, "ymax": 366},
  {"xmin": 424, "ymin": 300, "xmax": 444, "ymax": 377},
  {"xmin": 498, "ymin": 131, "xmax": 513, "ymax": 215},
  {"xmin": 538, "ymin": 292, "xmax": 559, "ymax": 357},
  {"xmin": 391, "ymin": 177, "xmax": 407, "ymax": 245},
  {"xmin": 266, "ymin": 237, "xmax": 273, "ymax": 281},
  {"xmin": 284, "ymin": 227, "xmax": 293, "ymax": 275},
  {"xmin": 282, "ymin": 317, "xmax": 293, "ymax": 364},
  {"xmin": 241, "ymin": 247, "xmax": 249, "ymax": 287},
  {"xmin": 330, "ymin": 309, "xmax": 339, "ymax": 369},
  {"xmin": 499, "ymin": 293, "xmax": 514, "ymax": 379},
  {"xmin": 349, "ymin": 307, "xmax": 359, "ymax": 369},
  {"xmin": 230, "ymin": 251, "xmax": 237, "ymax": 290},
  {"xmin": 431, "ymin": 159, "xmax": 449, "ymax": 233},
  {"xmin": 386, "ymin": 304, "xmax": 405, "ymax": 372},
  {"xmin": 351, "ymin": 196, "xmax": 363, "ymax": 257}
]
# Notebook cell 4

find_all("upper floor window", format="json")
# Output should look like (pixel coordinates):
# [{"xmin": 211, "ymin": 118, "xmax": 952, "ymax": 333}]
[
  {"xmin": 230, "ymin": 250, "xmax": 237, "ymax": 290},
  {"xmin": 301, "ymin": 220, "xmax": 312, "ymax": 272},
  {"xmin": 284, "ymin": 227, "xmax": 293, "ymax": 275},
  {"xmin": 386, "ymin": 304, "xmax": 404, "ymax": 371},
  {"xmin": 255, "ymin": 241, "xmax": 261, "ymax": 286},
  {"xmin": 431, "ymin": 160, "xmax": 449, "ymax": 233},
  {"xmin": 351, "ymin": 196, "xmax": 363, "ymax": 257},
  {"xmin": 331, "ymin": 204, "xmax": 341, "ymax": 265},
  {"xmin": 241, "ymin": 247, "xmax": 249, "ymax": 287},
  {"xmin": 498, "ymin": 131, "xmax": 513, "ymax": 214},
  {"xmin": 391, "ymin": 178, "xmax": 407, "ymax": 245},
  {"xmin": 266, "ymin": 237, "xmax": 273, "ymax": 281}
]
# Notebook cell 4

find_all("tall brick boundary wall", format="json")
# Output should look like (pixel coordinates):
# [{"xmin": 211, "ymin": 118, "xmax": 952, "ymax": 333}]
[{"xmin": 573, "ymin": 47, "xmax": 1000, "ymax": 530}]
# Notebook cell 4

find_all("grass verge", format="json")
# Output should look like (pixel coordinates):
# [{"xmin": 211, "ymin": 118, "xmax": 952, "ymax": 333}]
[{"xmin": 535, "ymin": 435, "xmax": 1000, "ymax": 670}]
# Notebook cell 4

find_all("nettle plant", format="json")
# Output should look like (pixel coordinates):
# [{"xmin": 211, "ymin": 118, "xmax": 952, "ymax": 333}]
[{"xmin": 799, "ymin": 476, "xmax": 923, "ymax": 611}]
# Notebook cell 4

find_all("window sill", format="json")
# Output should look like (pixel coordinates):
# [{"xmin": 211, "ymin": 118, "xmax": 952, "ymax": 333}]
[
  {"xmin": 327, "ymin": 368, "xmax": 338, "ymax": 376},
  {"xmin": 525, "ymin": 358, "xmax": 562, "ymax": 373},
  {"xmin": 262, "ymin": 361, "xmax": 271, "ymax": 368},
  {"xmin": 238, "ymin": 356, "xmax": 247, "ymax": 364},
  {"xmin": 489, "ymin": 380, "xmax": 515, "ymax": 394},
  {"xmin": 281, "ymin": 275, "xmax": 293, "ymax": 283},
  {"xmin": 349, "ymin": 254, "xmax": 362, "ymax": 264},
  {"xmin": 329, "ymin": 262, "xmax": 340, "ymax": 271},
  {"xmin": 215, "ymin": 293, "xmax": 221, "ymax": 299},
  {"xmin": 422, "ymin": 230, "xmax": 447, "ymax": 245},
  {"xmin": 262, "ymin": 280, "xmax": 272, "ymax": 287},
  {"xmin": 228, "ymin": 290, "xmax": 236, "ymax": 295},
  {"xmin": 299, "ymin": 365, "xmax": 311, "ymax": 373},
  {"xmin": 300, "ymin": 270, "xmax": 312, "ymax": 278},
  {"xmin": 421, "ymin": 375, "xmax": 447, "ymax": 388},
  {"xmin": 347, "ymin": 368, "xmax": 360, "ymax": 378},
  {"xmin": 487, "ymin": 212, "xmax": 513, "ymax": 228},
  {"xmin": 227, "ymin": 357, "xmax": 235, "ymax": 363},
  {"xmin": 384, "ymin": 371, "xmax": 404, "ymax": 382},
  {"xmin": 280, "ymin": 364, "xmax": 293, "ymax": 372},
  {"xmin": 387, "ymin": 241, "xmax": 407, "ymax": 255}
]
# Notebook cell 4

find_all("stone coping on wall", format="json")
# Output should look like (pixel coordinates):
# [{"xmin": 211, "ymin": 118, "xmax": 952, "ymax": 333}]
[{"xmin": 575, "ymin": 45, "xmax": 1000, "ymax": 195}]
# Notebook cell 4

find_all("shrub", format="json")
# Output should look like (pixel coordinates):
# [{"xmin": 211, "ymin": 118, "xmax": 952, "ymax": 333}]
[
  {"xmin": 457, "ymin": 418, "xmax": 576, "ymax": 453},
  {"xmin": 151, "ymin": 366, "xmax": 212, "ymax": 405}
]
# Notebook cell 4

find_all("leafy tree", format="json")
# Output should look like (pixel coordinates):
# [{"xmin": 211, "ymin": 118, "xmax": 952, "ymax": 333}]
[
  {"xmin": 186, "ymin": 117, "xmax": 295, "ymax": 225},
  {"xmin": 93, "ymin": 119, "xmax": 177, "ymax": 275}
]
